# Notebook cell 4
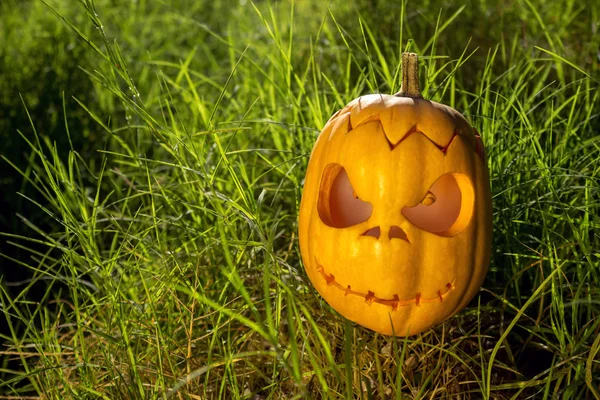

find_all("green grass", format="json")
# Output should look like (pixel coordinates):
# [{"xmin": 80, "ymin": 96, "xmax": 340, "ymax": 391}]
[{"xmin": 1, "ymin": 0, "xmax": 599, "ymax": 398}]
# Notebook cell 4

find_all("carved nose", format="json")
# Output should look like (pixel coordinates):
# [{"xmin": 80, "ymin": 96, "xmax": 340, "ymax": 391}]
[
  {"xmin": 361, "ymin": 226, "xmax": 409, "ymax": 242},
  {"xmin": 362, "ymin": 226, "xmax": 381, "ymax": 238},
  {"xmin": 389, "ymin": 226, "xmax": 409, "ymax": 242}
]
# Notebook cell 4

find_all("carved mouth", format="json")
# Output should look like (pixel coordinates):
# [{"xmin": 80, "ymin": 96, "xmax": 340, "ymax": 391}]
[{"xmin": 316, "ymin": 261, "xmax": 455, "ymax": 311}]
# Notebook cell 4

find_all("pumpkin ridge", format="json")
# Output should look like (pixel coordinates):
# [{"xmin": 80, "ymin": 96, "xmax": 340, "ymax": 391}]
[{"xmin": 316, "ymin": 261, "xmax": 455, "ymax": 309}]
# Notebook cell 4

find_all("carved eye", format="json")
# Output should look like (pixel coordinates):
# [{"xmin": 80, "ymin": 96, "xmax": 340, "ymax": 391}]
[
  {"xmin": 318, "ymin": 163, "xmax": 373, "ymax": 228},
  {"xmin": 402, "ymin": 173, "xmax": 474, "ymax": 236}
]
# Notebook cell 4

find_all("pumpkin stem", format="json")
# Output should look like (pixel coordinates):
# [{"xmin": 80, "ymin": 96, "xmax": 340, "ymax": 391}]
[{"xmin": 395, "ymin": 52, "xmax": 423, "ymax": 99}]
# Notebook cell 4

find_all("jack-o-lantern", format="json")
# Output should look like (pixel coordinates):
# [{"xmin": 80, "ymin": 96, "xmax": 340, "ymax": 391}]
[{"xmin": 298, "ymin": 53, "xmax": 492, "ymax": 336}]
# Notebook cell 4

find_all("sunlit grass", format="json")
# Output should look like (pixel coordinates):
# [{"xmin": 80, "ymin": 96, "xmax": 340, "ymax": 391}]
[{"xmin": 1, "ymin": 0, "xmax": 599, "ymax": 398}]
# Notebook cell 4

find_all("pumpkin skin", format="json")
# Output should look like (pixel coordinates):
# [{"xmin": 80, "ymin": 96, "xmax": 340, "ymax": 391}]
[{"xmin": 298, "ymin": 54, "xmax": 492, "ymax": 336}]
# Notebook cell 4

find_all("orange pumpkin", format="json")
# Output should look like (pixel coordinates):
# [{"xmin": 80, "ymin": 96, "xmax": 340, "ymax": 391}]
[{"xmin": 298, "ymin": 53, "xmax": 492, "ymax": 336}]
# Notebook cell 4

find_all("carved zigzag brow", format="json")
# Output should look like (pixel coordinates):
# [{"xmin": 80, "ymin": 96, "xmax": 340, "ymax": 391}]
[
  {"xmin": 346, "ymin": 113, "xmax": 460, "ymax": 154},
  {"xmin": 384, "ymin": 127, "xmax": 460, "ymax": 153}
]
